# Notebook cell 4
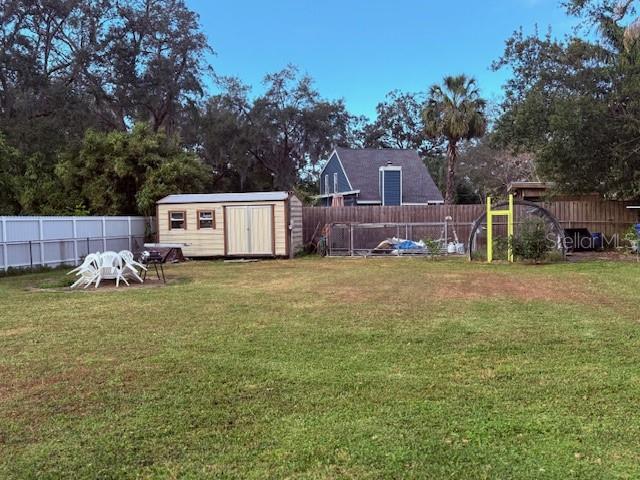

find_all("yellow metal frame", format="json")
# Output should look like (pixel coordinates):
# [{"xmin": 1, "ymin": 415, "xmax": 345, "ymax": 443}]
[{"xmin": 486, "ymin": 194, "xmax": 514, "ymax": 263}]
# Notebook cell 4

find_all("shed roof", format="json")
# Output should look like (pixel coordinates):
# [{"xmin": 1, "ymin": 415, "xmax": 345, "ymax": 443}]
[
  {"xmin": 334, "ymin": 147, "xmax": 443, "ymax": 203},
  {"xmin": 157, "ymin": 192, "xmax": 290, "ymax": 204},
  {"xmin": 507, "ymin": 182, "xmax": 554, "ymax": 192}
]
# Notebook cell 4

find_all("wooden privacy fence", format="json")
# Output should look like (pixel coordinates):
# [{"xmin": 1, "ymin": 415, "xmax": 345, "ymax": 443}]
[{"xmin": 302, "ymin": 200, "xmax": 638, "ymax": 244}]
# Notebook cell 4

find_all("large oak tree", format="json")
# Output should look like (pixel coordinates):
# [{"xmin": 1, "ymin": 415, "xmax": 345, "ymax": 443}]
[{"xmin": 493, "ymin": 0, "xmax": 640, "ymax": 199}]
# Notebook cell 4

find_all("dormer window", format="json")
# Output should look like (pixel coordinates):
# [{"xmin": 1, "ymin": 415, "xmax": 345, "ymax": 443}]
[{"xmin": 379, "ymin": 165, "xmax": 403, "ymax": 206}]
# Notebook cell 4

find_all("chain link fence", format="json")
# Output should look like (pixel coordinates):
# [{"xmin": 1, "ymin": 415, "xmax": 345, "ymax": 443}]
[{"xmin": 325, "ymin": 221, "xmax": 472, "ymax": 256}]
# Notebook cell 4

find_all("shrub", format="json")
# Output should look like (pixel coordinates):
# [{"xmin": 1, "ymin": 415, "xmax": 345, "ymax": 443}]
[
  {"xmin": 492, "ymin": 236, "xmax": 510, "ymax": 260},
  {"xmin": 623, "ymin": 225, "xmax": 639, "ymax": 243},
  {"xmin": 511, "ymin": 217, "xmax": 552, "ymax": 262},
  {"xmin": 423, "ymin": 238, "xmax": 442, "ymax": 256}
]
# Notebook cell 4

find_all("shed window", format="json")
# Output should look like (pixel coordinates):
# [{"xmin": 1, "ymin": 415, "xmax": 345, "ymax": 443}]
[
  {"xmin": 324, "ymin": 174, "xmax": 329, "ymax": 194},
  {"xmin": 169, "ymin": 211, "xmax": 186, "ymax": 230},
  {"xmin": 333, "ymin": 172, "xmax": 338, "ymax": 193},
  {"xmin": 198, "ymin": 210, "xmax": 214, "ymax": 229}
]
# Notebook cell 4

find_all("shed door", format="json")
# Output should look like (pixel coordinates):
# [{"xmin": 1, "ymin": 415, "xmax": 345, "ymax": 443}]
[{"xmin": 225, "ymin": 205, "xmax": 274, "ymax": 255}]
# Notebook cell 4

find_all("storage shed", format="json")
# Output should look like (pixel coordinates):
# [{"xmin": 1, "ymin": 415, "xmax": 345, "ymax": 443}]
[{"xmin": 156, "ymin": 192, "xmax": 303, "ymax": 258}]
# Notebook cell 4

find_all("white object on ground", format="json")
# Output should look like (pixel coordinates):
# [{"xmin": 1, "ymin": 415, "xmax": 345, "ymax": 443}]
[
  {"xmin": 69, "ymin": 253, "xmax": 101, "ymax": 289},
  {"xmin": 118, "ymin": 250, "xmax": 146, "ymax": 283},
  {"xmin": 446, "ymin": 242, "xmax": 465, "ymax": 254},
  {"xmin": 67, "ymin": 252, "xmax": 101, "ymax": 276},
  {"xmin": 71, "ymin": 256, "xmax": 101, "ymax": 289},
  {"xmin": 68, "ymin": 250, "xmax": 149, "ymax": 289},
  {"xmin": 94, "ymin": 251, "xmax": 129, "ymax": 288}
]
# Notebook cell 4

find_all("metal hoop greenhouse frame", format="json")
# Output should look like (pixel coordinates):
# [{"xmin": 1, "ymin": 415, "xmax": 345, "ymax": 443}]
[{"xmin": 467, "ymin": 199, "xmax": 566, "ymax": 262}]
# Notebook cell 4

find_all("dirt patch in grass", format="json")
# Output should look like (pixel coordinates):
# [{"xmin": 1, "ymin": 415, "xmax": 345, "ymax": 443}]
[
  {"xmin": 327, "ymin": 269, "xmax": 609, "ymax": 306},
  {"xmin": 25, "ymin": 276, "xmax": 175, "ymax": 293},
  {"xmin": 0, "ymin": 326, "xmax": 33, "ymax": 337},
  {"xmin": 567, "ymin": 251, "xmax": 638, "ymax": 262},
  {"xmin": 1, "ymin": 365, "xmax": 94, "ymax": 404},
  {"xmin": 0, "ymin": 364, "xmax": 148, "ymax": 430},
  {"xmin": 229, "ymin": 259, "xmax": 623, "ymax": 314},
  {"xmin": 431, "ymin": 272, "xmax": 597, "ymax": 303}
]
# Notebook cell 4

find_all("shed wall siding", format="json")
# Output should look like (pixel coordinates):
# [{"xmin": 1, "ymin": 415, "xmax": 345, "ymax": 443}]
[
  {"xmin": 158, "ymin": 201, "xmax": 287, "ymax": 256},
  {"xmin": 289, "ymin": 195, "xmax": 303, "ymax": 253}
]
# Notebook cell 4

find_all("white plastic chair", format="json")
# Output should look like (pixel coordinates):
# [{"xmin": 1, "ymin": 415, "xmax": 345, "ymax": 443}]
[
  {"xmin": 118, "ymin": 250, "xmax": 147, "ymax": 270},
  {"xmin": 67, "ymin": 252, "xmax": 101, "ymax": 276},
  {"xmin": 118, "ymin": 250, "xmax": 146, "ymax": 283},
  {"xmin": 95, "ymin": 251, "xmax": 129, "ymax": 288},
  {"xmin": 68, "ymin": 253, "xmax": 101, "ymax": 289},
  {"xmin": 71, "ymin": 263, "xmax": 100, "ymax": 289}
]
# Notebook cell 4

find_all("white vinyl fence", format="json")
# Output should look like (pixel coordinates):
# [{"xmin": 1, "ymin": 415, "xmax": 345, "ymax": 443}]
[{"xmin": 0, "ymin": 216, "xmax": 153, "ymax": 271}]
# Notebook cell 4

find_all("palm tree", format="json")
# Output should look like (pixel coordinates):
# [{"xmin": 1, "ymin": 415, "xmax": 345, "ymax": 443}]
[{"xmin": 423, "ymin": 75, "xmax": 487, "ymax": 204}]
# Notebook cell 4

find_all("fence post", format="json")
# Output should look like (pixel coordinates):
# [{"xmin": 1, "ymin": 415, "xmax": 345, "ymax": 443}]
[
  {"xmin": 28, "ymin": 240, "xmax": 33, "ymax": 270},
  {"xmin": 444, "ymin": 217, "xmax": 448, "ymax": 247},
  {"xmin": 86, "ymin": 237, "xmax": 90, "ymax": 255},
  {"xmin": 127, "ymin": 216, "xmax": 132, "ymax": 252},
  {"xmin": 102, "ymin": 217, "xmax": 107, "ymax": 252},
  {"xmin": 72, "ymin": 218, "xmax": 79, "ymax": 265},
  {"xmin": 38, "ymin": 218, "xmax": 45, "ymax": 267},
  {"xmin": 350, "ymin": 224, "xmax": 354, "ymax": 256},
  {"xmin": 1, "ymin": 217, "xmax": 7, "ymax": 272}
]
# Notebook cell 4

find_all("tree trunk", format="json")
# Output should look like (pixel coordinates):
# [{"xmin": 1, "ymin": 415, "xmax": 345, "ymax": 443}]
[{"xmin": 444, "ymin": 140, "xmax": 458, "ymax": 204}]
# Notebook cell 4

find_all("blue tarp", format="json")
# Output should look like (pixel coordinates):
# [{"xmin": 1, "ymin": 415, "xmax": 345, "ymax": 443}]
[{"xmin": 397, "ymin": 240, "xmax": 423, "ymax": 250}]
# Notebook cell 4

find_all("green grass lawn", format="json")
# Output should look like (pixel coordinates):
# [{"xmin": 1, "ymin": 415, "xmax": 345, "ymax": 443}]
[{"xmin": 1, "ymin": 258, "xmax": 639, "ymax": 479}]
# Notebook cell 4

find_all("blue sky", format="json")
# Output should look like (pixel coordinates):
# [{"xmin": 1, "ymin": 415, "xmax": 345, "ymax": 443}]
[{"xmin": 187, "ymin": 0, "xmax": 576, "ymax": 119}]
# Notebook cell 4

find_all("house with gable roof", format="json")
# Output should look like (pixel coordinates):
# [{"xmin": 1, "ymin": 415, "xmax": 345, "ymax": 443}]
[{"xmin": 317, "ymin": 147, "xmax": 443, "ymax": 206}]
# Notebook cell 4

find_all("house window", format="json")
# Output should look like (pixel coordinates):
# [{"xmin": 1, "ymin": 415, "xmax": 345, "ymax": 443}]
[
  {"xmin": 169, "ymin": 211, "xmax": 186, "ymax": 230},
  {"xmin": 333, "ymin": 172, "xmax": 338, "ymax": 193},
  {"xmin": 324, "ymin": 174, "xmax": 330, "ymax": 194},
  {"xmin": 198, "ymin": 210, "xmax": 214, "ymax": 229}
]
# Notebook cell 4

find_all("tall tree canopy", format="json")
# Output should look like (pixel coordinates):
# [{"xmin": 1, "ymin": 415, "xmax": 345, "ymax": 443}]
[
  {"xmin": 362, "ymin": 90, "xmax": 447, "ymax": 190},
  {"xmin": 493, "ymin": 0, "xmax": 640, "ymax": 198},
  {"xmin": 184, "ymin": 89, "xmax": 270, "ymax": 193},
  {"xmin": 56, "ymin": 123, "xmax": 211, "ymax": 215},
  {"xmin": 0, "ymin": 134, "xmax": 20, "ymax": 214},
  {"xmin": 0, "ymin": 0, "xmax": 210, "ymax": 147},
  {"xmin": 362, "ymin": 91, "xmax": 441, "ymax": 155},
  {"xmin": 423, "ymin": 75, "xmax": 487, "ymax": 204},
  {"xmin": 207, "ymin": 66, "xmax": 357, "ymax": 191},
  {"xmin": 457, "ymin": 138, "xmax": 537, "ymax": 202},
  {"xmin": 13, "ymin": 0, "xmax": 634, "ymax": 214},
  {"xmin": 0, "ymin": 0, "xmax": 213, "ymax": 214}
]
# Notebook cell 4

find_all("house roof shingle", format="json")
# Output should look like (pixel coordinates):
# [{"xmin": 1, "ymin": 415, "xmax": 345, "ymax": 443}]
[{"xmin": 334, "ymin": 147, "xmax": 443, "ymax": 203}]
